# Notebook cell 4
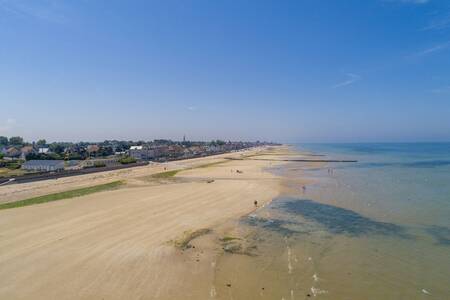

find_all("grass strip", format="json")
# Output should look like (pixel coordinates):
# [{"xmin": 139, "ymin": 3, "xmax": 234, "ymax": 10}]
[
  {"xmin": 220, "ymin": 236, "xmax": 241, "ymax": 242},
  {"xmin": 0, "ymin": 180, "xmax": 124, "ymax": 210},
  {"xmin": 146, "ymin": 159, "xmax": 228, "ymax": 181},
  {"xmin": 151, "ymin": 170, "xmax": 180, "ymax": 178},
  {"xmin": 151, "ymin": 160, "xmax": 226, "ymax": 178}
]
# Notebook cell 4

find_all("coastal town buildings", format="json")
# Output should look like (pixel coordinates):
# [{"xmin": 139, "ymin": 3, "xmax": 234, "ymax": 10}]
[{"xmin": 0, "ymin": 136, "xmax": 279, "ymax": 177}]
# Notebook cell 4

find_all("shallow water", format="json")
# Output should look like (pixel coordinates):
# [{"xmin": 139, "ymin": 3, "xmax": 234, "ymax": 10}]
[{"xmin": 213, "ymin": 143, "xmax": 450, "ymax": 299}]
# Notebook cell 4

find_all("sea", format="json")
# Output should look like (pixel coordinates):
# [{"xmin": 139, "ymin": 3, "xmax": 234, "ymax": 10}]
[{"xmin": 214, "ymin": 143, "xmax": 450, "ymax": 299}]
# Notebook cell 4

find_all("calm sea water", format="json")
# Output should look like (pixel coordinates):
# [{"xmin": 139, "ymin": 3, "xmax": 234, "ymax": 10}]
[
  {"xmin": 298, "ymin": 143, "xmax": 450, "ymax": 228},
  {"xmin": 215, "ymin": 143, "xmax": 450, "ymax": 299}
]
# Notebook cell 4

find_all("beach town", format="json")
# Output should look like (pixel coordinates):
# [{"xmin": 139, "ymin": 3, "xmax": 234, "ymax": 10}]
[
  {"xmin": 0, "ymin": 136, "xmax": 278, "ymax": 183},
  {"xmin": 1, "ymin": 1, "xmax": 449, "ymax": 299}
]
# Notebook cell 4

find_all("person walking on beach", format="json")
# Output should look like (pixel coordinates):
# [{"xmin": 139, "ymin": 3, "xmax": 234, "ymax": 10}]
[
  {"xmin": 302, "ymin": 185, "xmax": 306, "ymax": 194},
  {"xmin": 254, "ymin": 200, "xmax": 258, "ymax": 207}
]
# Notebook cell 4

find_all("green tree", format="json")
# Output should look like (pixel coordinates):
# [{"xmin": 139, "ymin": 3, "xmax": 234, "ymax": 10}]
[
  {"xmin": 119, "ymin": 156, "xmax": 137, "ymax": 164},
  {"xmin": 98, "ymin": 146, "xmax": 113, "ymax": 157},
  {"xmin": 49, "ymin": 143, "xmax": 65, "ymax": 154},
  {"xmin": 36, "ymin": 139, "xmax": 47, "ymax": 146},
  {"xmin": 9, "ymin": 136, "xmax": 24, "ymax": 146},
  {"xmin": 0, "ymin": 136, "xmax": 8, "ymax": 146}
]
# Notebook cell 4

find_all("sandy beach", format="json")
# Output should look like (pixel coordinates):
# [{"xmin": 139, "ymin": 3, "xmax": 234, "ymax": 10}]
[{"xmin": 0, "ymin": 146, "xmax": 310, "ymax": 299}]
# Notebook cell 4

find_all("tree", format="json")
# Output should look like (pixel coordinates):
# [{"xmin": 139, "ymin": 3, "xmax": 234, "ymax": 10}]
[
  {"xmin": 36, "ymin": 139, "xmax": 47, "ymax": 146},
  {"xmin": 49, "ymin": 143, "xmax": 65, "ymax": 154},
  {"xmin": 9, "ymin": 136, "xmax": 24, "ymax": 146},
  {"xmin": 119, "ymin": 156, "xmax": 137, "ymax": 164},
  {"xmin": 0, "ymin": 136, "xmax": 8, "ymax": 146},
  {"xmin": 98, "ymin": 146, "xmax": 113, "ymax": 157}
]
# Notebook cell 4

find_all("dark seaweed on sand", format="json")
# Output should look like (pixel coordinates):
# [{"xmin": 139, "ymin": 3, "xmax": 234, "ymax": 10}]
[
  {"xmin": 244, "ymin": 216, "xmax": 299, "ymax": 236},
  {"xmin": 278, "ymin": 199, "xmax": 410, "ymax": 238},
  {"xmin": 426, "ymin": 225, "xmax": 450, "ymax": 246}
]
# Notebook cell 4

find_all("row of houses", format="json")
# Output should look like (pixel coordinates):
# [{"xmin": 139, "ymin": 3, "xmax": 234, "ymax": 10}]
[
  {"xmin": 2, "ymin": 139, "xmax": 278, "ymax": 174},
  {"xmin": 0, "ymin": 146, "xmax": 50, "ymax": 160},
  {"xmin": 0, "ymin": 143, "xmax": 115, "ymax": 161},
  {"xmin": 127, "ymin": 142, "xmax": 262, "ymax": 161}
]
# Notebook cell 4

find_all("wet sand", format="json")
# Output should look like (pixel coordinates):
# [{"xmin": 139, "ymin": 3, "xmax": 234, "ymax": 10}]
[
  {"xmin": 210, "ymin": 152, "xmax": 450, "ymax": 299},
  {"xmin": 0, "ymin": 146, "xmax": 315, "ymax": 299}
]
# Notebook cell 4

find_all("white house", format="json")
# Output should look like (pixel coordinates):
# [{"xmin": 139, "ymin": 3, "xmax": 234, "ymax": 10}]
[{"xmin": 38, "ymin": 147, "xmax": 50, "ymax": 154}]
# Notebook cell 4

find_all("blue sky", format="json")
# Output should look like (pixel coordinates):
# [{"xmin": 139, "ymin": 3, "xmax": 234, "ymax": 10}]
[{"xmin": 0, "ymin": 0, "xmax": 449, "ymax": 142}]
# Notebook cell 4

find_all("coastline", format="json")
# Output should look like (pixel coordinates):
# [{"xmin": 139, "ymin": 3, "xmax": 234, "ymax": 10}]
[
  {"xmin": 0, "ymin": 145, "xmax": 312, "ymax": 299},
  {"xmin": 0, "ymin": 147, "xmax": 272, "ymax": 204},
  {"xmin": 4, "ymin": 144, "xmax": 446, "ymax": 299}
]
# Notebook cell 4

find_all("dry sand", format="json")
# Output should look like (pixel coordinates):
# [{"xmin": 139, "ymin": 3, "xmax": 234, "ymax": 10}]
[{"xmin": 0, "ymin": 146, "xmax": 311, "ymax": 299}]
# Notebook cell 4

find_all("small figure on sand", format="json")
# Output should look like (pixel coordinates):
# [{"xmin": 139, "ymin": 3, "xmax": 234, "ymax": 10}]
[
  {"xmin": 254, "ymin": 200, "xmax": 258, "ymax": 207},
  {"xmin": 302, "ymin": 185, "xmax": 306, "ymax": 194}
]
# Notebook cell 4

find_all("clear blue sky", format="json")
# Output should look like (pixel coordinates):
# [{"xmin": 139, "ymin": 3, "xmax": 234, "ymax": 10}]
[{"xmin": 0, "ymin": 0, "xmax": 449, "ymax": 142}]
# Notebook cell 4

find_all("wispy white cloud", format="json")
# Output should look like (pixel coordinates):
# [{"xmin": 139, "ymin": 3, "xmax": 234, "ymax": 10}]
[
  {"xmin": 405, "ymin": 0, "xmax": 429, "ymax": 3},
  {"xmin": 408, "ymin": 41, "xmax": 450, "ymax": 58},
  {"xmin": 0, "ymin": 118, "xmax": 17, "ymax": 133},
  {"xmin": 390, "ymin": 0, "xmax": 430, "ymax": 4},
  {"xmin": 187, "ymin": 106, "xmax": 197, "ymax": 111},
  {"xmin": 422, "ymin": 13, "xmax": 450, "ymax": 31},
  {"xmin": 0, "ymin": 0, "xmax": 68, "ymax": 23},
  {"xmin": 431, "ymin": 86, "xmax": 450, "ymax": 94},
  {"xmin": 383, "ymin": 0, "xmax": 430, "ymax": 4},
  {"xmin": 332, "ymin": 73, "xmax": 361, "ymax": 88}
]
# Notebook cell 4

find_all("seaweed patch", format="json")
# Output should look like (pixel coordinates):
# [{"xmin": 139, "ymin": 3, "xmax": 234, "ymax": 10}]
[
  {"xmin": 426, "ymin": 225, "xmax": 450, "ymax": 246},
  {"xmin": 243, "ymin": 215, "xmax": 300, "ymax": 236},
  {"xmin": 278, "ymin": 198, "xmax": 409, "ymax": 238}
]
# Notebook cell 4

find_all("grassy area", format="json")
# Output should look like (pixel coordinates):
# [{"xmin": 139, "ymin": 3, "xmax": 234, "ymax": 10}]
[
  {"xmin": 151, "ymin": 170, "xmax": 180, "ymax": 178},
  {"xmin": 0, "ymin": 180, "xmax": 124, "ymax": 210},
  {"xmin": 220, "ymin": 236, "xmax": 241, "ymax": 242},
  {"xmin": 0, "ymin": 168, "xmax": 28, "ymax": 178},
  {"xmin": 145, "ymin": 159, "xmax": 226, "ymax": 181}
]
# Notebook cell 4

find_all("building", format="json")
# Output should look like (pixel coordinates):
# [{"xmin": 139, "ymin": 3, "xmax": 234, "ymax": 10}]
[
  {"xmin": 21, "ymin": 160, "xmax": 81, "ymax": 172},
  {"xmin": 20, "ymin": 146, "xmax": 34, "ymax": 160},
  {"xmin": 6, "ymin": 147, "xmax": 21, "ymax": 158},
  {"xmin": 129, "ymin": 145, "xmax": 143, "ymax": 150},
  {"xmin": 21, "ymin": 160, "xmax": 66, "ymax": 172},
  {"xmin": 128, "ymin": 146, "xmax": 155, "ymax": 160},
  {"xmin": 87, "ymin": 145, "xmax": 100, "ymax": 154},
  {"xmin": 38, "ymin": 147, "xmax": 50, "ymax": 154}
]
